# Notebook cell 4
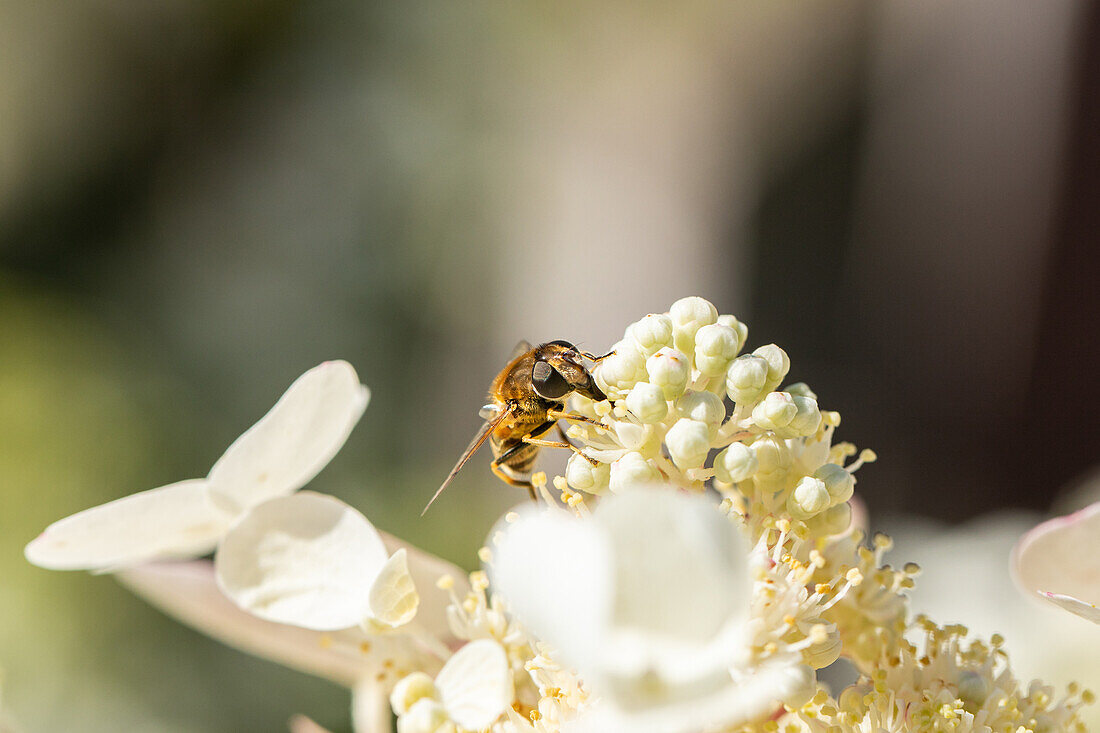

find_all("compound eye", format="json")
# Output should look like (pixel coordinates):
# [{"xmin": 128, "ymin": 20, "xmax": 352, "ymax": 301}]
[{"xmin": 531, "ymin": 360, "xmax": 571, "ymax": 400}]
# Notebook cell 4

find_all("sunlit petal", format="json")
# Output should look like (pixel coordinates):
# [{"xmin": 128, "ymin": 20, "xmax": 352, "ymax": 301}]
[
  {"xmin": 435, "ymin": 639, "xmax": 513, "ymax": 731},
  {"xmin": 380, "ymin": 531, "xmax": 469, "ymax": 644},
  {"xmin": 561, "ymin": 659, "xmax": 796, "ymax": 733},
  {"xmin": 216, "ymin": 492, "xmax": 388, "ymax": 630},
  {"xmin": 207, "ymin": 361, "xmax": 370, "ymax": 514},
  {"xmin": 489, "ymin": 508, "xmax": 613, "ymax": 671},
  {"xmin": 1013, "ymin": 501, "xmax": 1100, "ymax": 622},
  {"xmin": 1039, "ymin": 592, "xmax": 1100, "ymax": 624},
  {"xmin": 594, "ymin": 488, "xmax": 750, "ymax": 643},
  {"xmin": 25, "ymin": 480, "xmax": 230, "ymax": 571},
  {"xmin": 367, "ymin": 549, "xmax": 419, "ymax": 629}
]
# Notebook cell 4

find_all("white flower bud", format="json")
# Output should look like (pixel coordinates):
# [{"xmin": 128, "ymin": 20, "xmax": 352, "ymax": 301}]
[
  {"xmin": 626, "ymin": 314, "xmax": 674, "ymax": 357},
  {"xmin": 625, "ymin": 382, "xmax": 668, "ymax": 424},
  {"xmin": 814, "ymin": 463, "xmax": 854, "ymax": 505},
  {"xmin": 784, "ymin": 382, "xmax": 817, "ymax": 400},
  {"xmin": 397, "ymin": 698, "xmax": 449, "ymax": 733},
  {"xmin": 713, "ymin": 442, "xmax": 758, "ymax": 483},
  {"xmin": 726, "ymin": 355, "xmax": 769, "ymax": 405},
  {"xmin": 716, "ymin": 314, "xmax": 748, "ymax": 353},
  {"xmin": 693, "ymin": 323, "xmax": 741, "ymax": 377},
  {"xmin": 752, "ymin": 392, "xmax": 797, "ymax": 431},
  {"xmin": 391, "ymin": 672, "xmax": 439, "ymax": 716},
  {"xmin": 665, "ymin": 418, "xmax": 711, "ymax": 470},
  {"xmin": 609, "ymin": 451, "xmax": 661, "ymax": 493},
  {"xmin": 787, "ymin": 476, "xmax": 830, "ymax": 520},
  {"xmin": 646, "ymin": 347, "xmax": 691, "ymax": 400},
  {"xmin": 566, "ymin": 453, "xmax": 610, "ymax": 495},
  {"xmin": 752, "ymin": 344, "xmax": 790, "ymax": 394},
  {"xmin": 594, "ymin": 341, "xmax": 647, "ymax": 398},
  {"xmin": 674, "ymin": 391, "xmax": 725, "ymax": 433},
  {"xmin": 805, "ymin": 501, "xmax": 852, "ymax": 536},
  {"xmin": 786, "ymin": 395, "xmax": 822, "ymax": 437},
  {"xmin": 669, "ymin": 296, "xmax": 718, "ymax": 356},
  {"xmin": 752, "ymin": 434, "xmax": 791, "ymax": 474}
]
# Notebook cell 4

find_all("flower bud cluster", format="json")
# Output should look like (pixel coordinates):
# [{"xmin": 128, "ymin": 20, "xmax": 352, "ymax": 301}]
[{"xmin": 568, "ymin": 296, "xmax": 868, "ymax": 544}]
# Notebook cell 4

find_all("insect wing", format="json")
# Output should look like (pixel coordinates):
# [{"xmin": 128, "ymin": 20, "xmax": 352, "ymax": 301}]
[
  {"xmin": 421, "ymin": 408, "xmax": 511, "ymax": 515},
  {"xmin": 508, "ymin": 340, "xmax": 533, "ymax": 360}
]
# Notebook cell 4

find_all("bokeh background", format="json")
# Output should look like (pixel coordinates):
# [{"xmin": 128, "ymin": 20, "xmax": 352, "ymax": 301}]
[{"xmin": 2, "ymin": 1, "xmax": 1099, "ymax": 731}]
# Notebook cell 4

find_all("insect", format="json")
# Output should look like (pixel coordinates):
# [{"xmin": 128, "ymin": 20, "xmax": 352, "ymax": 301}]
[{"xmin": 422, "ymin": 340, "xmax": 610, "ymax": 513}]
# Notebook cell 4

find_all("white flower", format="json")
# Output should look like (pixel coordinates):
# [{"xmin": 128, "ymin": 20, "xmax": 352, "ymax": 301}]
[
  {"xmin": 25, "ymin": 361, "xmax": 369, "ymax": 571},
  {"xmin": 1013, "ymin": 501, "xmax": 1100, "ymax": 623},
  {"xmin": 115, "ymin": 531, "xmax": 468, "ymax": 733},
  {"xmin": 488, "ymin": 488, "xmax": 802, "ymax": 733}
]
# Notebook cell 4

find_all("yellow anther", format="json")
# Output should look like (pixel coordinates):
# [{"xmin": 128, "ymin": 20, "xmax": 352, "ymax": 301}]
[{"xmin": 436, "ymin": 574, "xmax": 455, "ymax": 590}]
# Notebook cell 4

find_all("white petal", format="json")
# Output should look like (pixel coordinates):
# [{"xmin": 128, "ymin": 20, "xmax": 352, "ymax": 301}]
[
  {"xmin": 488, "ymin": 508, "xmax": 613, "ymax": 670},
  {"xmin": 116, "ymin": 560, "xmax": 369, "ymax": 687},
  {"xmin": 1013, "ymin": 501, "xmax": 1100, "ymax": 621},
  {"xmin": 207, "ymin": 361, "xmax": 370, "ymax": 514},
  {"xmin": 366, "ymin": 549, "xmax": 419, "ymax": 629},
  {"xmin": 435, "ymin": 639, "xmax": 513, "ymax": 731},
  {"xmin": 594, "ymin": 488, "xmax": 752, "ymax": 644},
  {"xmin": 25, "ymin": 480, "xmax": 231, "ymax": 571},
  {"xmin": 380, "ymin": 531, "xmax": 469, "ymax": 643},
  {"xmin": 561, "ymin": 658, "xmax": 798, "ymax": 733},
  {"xmin": 1038, "ymin": 591, "xmax": 1100, "ymax": 624},
  {"xmin": 216, "ymin": 492, "xmax": 388, "ymax": 630}
]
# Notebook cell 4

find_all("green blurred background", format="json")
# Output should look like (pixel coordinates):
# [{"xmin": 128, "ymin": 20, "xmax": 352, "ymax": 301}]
[{"xmin": 2, "ymin": 1, "xmax": 1099, "ymax": 730}]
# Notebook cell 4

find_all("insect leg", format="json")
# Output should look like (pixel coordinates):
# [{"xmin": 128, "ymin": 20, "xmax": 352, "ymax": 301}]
[
  {"xmin": 489, "ymin": 460, "xmax": 537, "ymax": 501},
  {"xmin": 546, "ymin": 409, "xmax": 605, "ymax": 429},
  {"xmin": 522, "ymin": 422, "xmax": 600, "ymax": 466}
]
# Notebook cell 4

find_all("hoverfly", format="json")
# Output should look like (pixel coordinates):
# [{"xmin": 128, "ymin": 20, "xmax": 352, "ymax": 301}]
[{"xmin": 422, "ymin": 340, "xmax": 610, "ymax": 513}]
